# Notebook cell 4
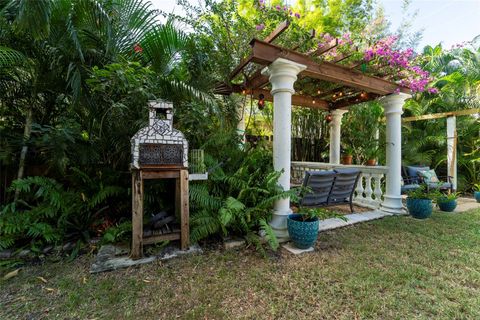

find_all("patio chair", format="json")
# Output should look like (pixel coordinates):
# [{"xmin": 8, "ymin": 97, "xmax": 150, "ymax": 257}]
[
  {"xmin": 329, "ymin": 168, "xmax": 361, "ymax": 213},
  {"xmin": 300, "ymin": 169, "xmax": 360, "ymax": 213},
  {"xmin": 401, "ymin": 165, "xmax": 453, "ymax": 194},
  {"xmin": 301, "ymin": 171, "xmax": 336, "ymax": 207}
]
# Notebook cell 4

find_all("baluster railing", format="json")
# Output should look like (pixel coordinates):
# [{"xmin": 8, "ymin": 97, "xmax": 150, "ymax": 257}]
[{"xmin": 291, "ymin": 162, "xmax": 388, "ymax": 209}]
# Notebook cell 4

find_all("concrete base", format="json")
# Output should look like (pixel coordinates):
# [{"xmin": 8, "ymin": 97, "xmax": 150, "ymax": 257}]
[
  {"xmin": 269, "ymin": 208, "xmax": 292, "ymax": 240},
  {"xmin": 318, "ymin": 210, "xmax": 395, "ymax": 232},
  {"xmin": 282, "ymin": 242, "xmax": 314, "ymax": 254},
  {"xmin": 90, "ymin": 244, "xmax": 202, "ymax": 273},
  {"xmin": 380, "ymin": 195, "xmax": 406, "ymax": 215},
  {"xmin": 380, "ymin": 204, "xmax": 407, "ymax": 215}
]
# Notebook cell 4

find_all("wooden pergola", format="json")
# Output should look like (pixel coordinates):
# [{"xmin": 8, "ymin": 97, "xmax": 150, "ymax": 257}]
[
  {"xmin": 214, "ymin": 20, "xmax": 410, "ymax": 111},
  {"xmin": 214, "ymin": 21, "xmax": 413, "ymax": 239}
]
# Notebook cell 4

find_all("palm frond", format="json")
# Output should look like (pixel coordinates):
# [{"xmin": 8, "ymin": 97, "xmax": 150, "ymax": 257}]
[
  {"xmin": 0, "ymin": 46, "xmax": 27, "ymax": 68},
  {"xmin": 14, "ymin": 0, "xmax": 51, "ymax": 40}
]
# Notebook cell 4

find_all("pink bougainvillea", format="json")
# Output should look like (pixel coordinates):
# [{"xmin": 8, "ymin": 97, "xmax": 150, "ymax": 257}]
[
  {"xmin": 134, "ymin": 43, "xmax": 143, "ymax": 53},
  {"xmin": 362, "ymin": 36, "xmax": 434, "ymax": 93},
  {"xmin": 253, "ymin": 2, "xmax": 433, "ymax": 94},
  {"xmin": 256, "ymin": 0, "xmax": 300, "ymax": 19},
  {"xmin": 256, "ymin": 23, "xmax": 265, "ymax": 31}
]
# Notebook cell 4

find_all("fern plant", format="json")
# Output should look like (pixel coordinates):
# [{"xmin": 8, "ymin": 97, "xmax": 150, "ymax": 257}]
[
  {"xmin": 189, "ymin": 146, "xmax": 298, "ymax": 251},
  {"xmin": 0, "ymin": 171, "xmax": 124, "ymax": 251}
]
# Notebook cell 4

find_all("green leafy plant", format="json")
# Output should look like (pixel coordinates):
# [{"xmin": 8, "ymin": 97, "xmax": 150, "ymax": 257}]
[
  {"xmin": 406, "ymin": 185, "xmax": 441, "ymax": 201},
  {"xmin": 296, "ymin": 207, "xmax": 347, "ymax": 222},
  {"xmin": 101, "ymin": 221, "xmax": 132, "ymax": 244},
  {"xmin": 342, "ymin": 145, "xmax": 355, "ymax": 156},
  {"xmin": 436, "ymin": 192, "xmax": 459, "ymax": 203},
  {"xmin": 473, "ymin": 184, "xmax": 480, "ymax": 192},
  {"xmin": 0, "ymin": 173, "xmax": 124, "ymax": 251},
  {"xmin": 189, "ymin": 146, "xmax": 297, "ymax": 252}
]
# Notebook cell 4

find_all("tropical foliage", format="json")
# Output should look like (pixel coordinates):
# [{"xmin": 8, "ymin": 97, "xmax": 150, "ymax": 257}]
[{"xmin": 0, "ymin": 0, "xmax": 478, "ymax": 256}]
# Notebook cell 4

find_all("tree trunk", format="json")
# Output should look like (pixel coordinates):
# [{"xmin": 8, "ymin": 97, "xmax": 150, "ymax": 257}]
[{"xmin": 14, "ymin": 107, "xmax": 33, "ymax": 201}]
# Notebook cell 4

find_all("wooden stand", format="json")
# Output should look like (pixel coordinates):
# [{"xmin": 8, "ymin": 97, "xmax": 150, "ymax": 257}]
[{"xmin": 131, "ymin": 167, "xmax": 189, "ymax": 259}]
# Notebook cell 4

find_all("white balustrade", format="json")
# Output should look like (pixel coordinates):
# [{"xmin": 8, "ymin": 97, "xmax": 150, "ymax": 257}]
[{"xmin": 291, "ymin": 162, "xmax": 388, "ymax": 209}]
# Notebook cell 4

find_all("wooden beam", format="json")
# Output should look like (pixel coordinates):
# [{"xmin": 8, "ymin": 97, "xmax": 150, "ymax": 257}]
[
  {"xmin": 402, "ymin": 108, "xmax": 480, "ymax": 122},
  {"xmin": 250, "ymin": 39, "xmax": 410, "ymax": 95},
  {"xmin": 315, "ymin": 86, "xmax": 344, "ymax": 99},
  {"xmin": 229, "ymin": 54, "xmax": 254, "ymax": 80},
  {"xmin": 237, "ymin": 87, "xmax": 329, "ymax": 110},
  {"xmin": 308, "ymin": 39, "xmax": 338, "ymax": 57},
  {"xmin": 291, "ymin": 29, "xmax": 316, "ymax": 50},
  {"xmin": 264, "ymin": 20, "xmax": 290, "ymax": 43},
  {"xmin": 332, "ymin": 46, "xmax": 358, "ymax": 63},
  {"xmin": 330, "ymin": 92, "xmax": 380, "ymax": 110},
  {"xmin": 246, "ymin": 73, "xmax": 269, "ymax": 89}
]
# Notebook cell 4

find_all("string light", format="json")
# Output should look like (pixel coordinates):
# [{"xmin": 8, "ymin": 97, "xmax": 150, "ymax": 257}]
[{"xmin": 258, "ymin": 93, "xmax": 265, "ymax": 110}]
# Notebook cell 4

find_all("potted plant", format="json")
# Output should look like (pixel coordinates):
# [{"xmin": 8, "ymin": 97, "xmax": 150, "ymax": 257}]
[
  {"xmin": 364, "ymin": 145, "xmax": 380, "ymax": 166},
  {"xmin": 287, "ymin": 208, "xmax": 346, "ymax": 249},
  {"xmin": 406, "ymin": 185, "xmax": 439, "ymax": 219},
  {"xmin": 436, "ymin": 192, "xmax": 459, "ymax": 212},
  {"xmin": 341, "ymin": 146, "xmax": 354, "ymax": 165},
  {"xmin": 474, "ymin": 184, "xmax": 480, "ymax": 203}
]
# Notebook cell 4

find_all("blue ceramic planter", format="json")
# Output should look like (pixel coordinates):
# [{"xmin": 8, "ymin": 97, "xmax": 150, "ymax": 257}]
[
  {"xmin": 287, "ymin": 214, "xmax": 319, "ymax": 249},
  {"xmin": 438, "ymin": 199, "xmax": 457, "ymax": 212},
  {"xmin": 406, "ymin": 198, "xmax": 433, "ymax": 219},
  {"xmin": 474, "ymin": 191, "xmax": 480, "ymax": 203}
]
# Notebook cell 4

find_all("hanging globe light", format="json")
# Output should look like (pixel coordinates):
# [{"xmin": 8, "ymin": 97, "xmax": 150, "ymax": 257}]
[{"xmin": 258, "ymin": 93, "xmax": 265, "ymax": 110}]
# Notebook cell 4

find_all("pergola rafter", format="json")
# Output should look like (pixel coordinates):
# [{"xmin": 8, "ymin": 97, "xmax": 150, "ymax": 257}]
[
  {"xmin": 215, "ymin": 21, "xmax": 416, "ymax": 238},
  {"xmin": 214, "ymin": 21, "xmax": 409, "ymax": 111}
]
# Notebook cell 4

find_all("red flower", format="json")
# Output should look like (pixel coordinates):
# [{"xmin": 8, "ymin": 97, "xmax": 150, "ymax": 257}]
[{"xmin": 134, "ymin": 43, "xmax": 143, "ymax": 53}]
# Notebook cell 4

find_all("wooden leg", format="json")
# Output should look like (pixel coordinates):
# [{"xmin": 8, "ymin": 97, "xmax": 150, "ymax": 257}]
[
  {"xmin": 131, "ymin": 170, "xmax": 144, "ymax": 259},
  {"xmin": 175, "ymin": 177, "xmax": 181, "ymax": 218},
  {"xmin": 180, "ymin": 169, "xmax": 189, "ymax": 250}
]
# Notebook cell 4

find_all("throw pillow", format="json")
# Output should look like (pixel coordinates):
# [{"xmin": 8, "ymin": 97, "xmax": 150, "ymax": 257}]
[{"xmin": 418, "ymin": 169, "xmax": 440, "ymax": 184}]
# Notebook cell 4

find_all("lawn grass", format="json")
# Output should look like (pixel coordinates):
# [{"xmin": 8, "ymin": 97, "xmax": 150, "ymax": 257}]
[{"xmin": 2, "ymin": 209, "xmax": 480, "ymax": 319}]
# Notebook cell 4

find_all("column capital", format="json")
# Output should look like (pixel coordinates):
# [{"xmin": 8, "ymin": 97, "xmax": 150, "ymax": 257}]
[
  {"xmin": 380, "ymin": 93, "xmax": 411, "ymax": 115},
  {"xmin": 330, "ymin": 109, "xmax": 349, "ymax": 116},
  {"xmin": 330, "ymin": 109, "xmax": 348, "ymax": 125},
  {"xmin": 262, "ymin": 58, "xmax": 306, "ymax": 95}
]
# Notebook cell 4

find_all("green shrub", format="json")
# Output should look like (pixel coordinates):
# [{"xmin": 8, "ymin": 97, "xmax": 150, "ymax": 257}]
[
  {"xmin": 189, "ymin": 146, "xmax": 298, "ymax": 251},
  {"xmin": 0, "ymin": 172, "xmax": 124, "ymax": 251}
]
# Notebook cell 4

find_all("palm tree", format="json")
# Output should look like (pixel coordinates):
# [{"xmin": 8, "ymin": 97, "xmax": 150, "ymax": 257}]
[
  {"xmin": 401, "ymin": 41, "xmax": 480, "ymax": 189},
  {"xmin": 0, "ymin": 0, "xmax": 213, "ymax": 202}
]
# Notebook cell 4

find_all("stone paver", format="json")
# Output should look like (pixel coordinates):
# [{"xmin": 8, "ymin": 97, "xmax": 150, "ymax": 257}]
[
  {"xmin": 454, "ymin": 197, "xmax": 479, "ymax": 213},
  {"xmin": 282, "ymin": 242, "xmax": 314, "ymax": 255},
  {"xmin": 319, "ymin": 210, "xmax": 392, "ymax": 232}
]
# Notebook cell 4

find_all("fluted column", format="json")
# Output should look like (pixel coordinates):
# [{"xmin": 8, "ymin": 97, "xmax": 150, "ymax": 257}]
[
  {"xmin": 380, "ymin": 93, "xmax": 410, "ymax": 214},
  {"xmin": 261, "ymin": 58, "xmax": 306, "ymax": 239},
  {"xmin": 446, "ymin": 116, "xmax": 457, "ymax": 191},
  {"xmin": 329, "ymin": 109, "xmax": 348, "ymax": 164}
]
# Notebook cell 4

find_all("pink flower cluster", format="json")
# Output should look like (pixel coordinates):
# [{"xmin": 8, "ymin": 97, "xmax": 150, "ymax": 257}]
[
  {"xmin": 317, "ymin": 33, "xmax": 354, "ymax": 60},
  {"xmin": 363, "ymin": 36, "xmax": 436, "ymax": 93},
  {"xmin": 256, "ymin": 23, "xmax": 265, "ymax": 31},
  {"xmin": 256, "ymin": 0, "xmax": 301, "ymax": 19}
]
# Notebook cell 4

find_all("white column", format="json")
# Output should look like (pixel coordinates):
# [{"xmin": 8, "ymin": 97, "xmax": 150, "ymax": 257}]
[
  {"xmin": 446, "ymin": 116, "xmax": 457, "ymax": 191},
  {"xmin": 237, "ymin": 103, "xmax": 246, "ymax": 147},
  {"xmin": 262, "ymin": 58, "xmax": 306, "ymax": 239},
  {"xmin": 329, "ymin": 109, "xmax": 348, "ymax": 164},
  {"xmin": 380, "ymin": 93, "xmax": 410, "ymax": 215}
]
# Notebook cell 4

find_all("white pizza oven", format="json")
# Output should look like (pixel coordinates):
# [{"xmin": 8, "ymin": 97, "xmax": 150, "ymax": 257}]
[{"xmin": 131, "ymin": 100, "xmax": 188, "ymax": 169}]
